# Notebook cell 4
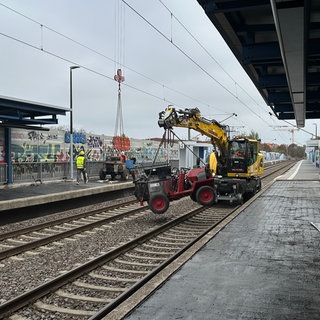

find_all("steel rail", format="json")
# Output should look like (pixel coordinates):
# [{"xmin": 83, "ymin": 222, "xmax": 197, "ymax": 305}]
[
  {"xmin": 0, "ymin": 204, "xmax": 146, "ymax": 261},
  {"xmin": 261, "ymin": 160, "xmax": 297, "ymax": 180},
  {"xmin": 0, "ymin": 199, "xmax": 137, "ymax": 241},
  {"xmin": 88, "ymin": 206, "xmax": 241, "ymax": 319},
  {"xmin": 0, "ymin": 161, "xmax": 297, "ymax": 318},
  {"xmin": 89, "ymin": 162, "xmax": 298, "ymax": 319},
  {"xmin": 0, "ymin": 161, "xmax": 295, "ymax": 260},
  {"xmin": 0, "ymin": 206, "xmax": 206, "ymax": 318}
]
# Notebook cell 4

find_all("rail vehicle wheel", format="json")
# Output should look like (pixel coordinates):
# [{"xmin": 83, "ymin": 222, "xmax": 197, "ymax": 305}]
[
  {"xmin": 148, "ymin": 193, "xmax": 169, "ymax": 214},
  {"xmin": 243, "ymin": 191, "xmax": 254, "ymax": 202},
  {"xmin": 234, "ymin": 193, "xmax": 243, "ymax": 205},
  {"xmin": 256, "ymin": 178, "xmax": 262, "ymax": 192},
  {"xmin": 196, "ymin": 186, "xmax": 215, "ymax": 206}
]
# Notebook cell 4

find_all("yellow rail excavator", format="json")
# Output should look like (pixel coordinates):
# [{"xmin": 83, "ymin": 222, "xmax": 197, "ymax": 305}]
[{"xmin": 133, "ymin": 106, "xmax": 264, "ymax": 214}]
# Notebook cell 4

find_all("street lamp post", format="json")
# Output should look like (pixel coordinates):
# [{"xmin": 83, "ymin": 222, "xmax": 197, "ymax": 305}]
[
  {"xmin": 313, "ymin": 123, "xmax": 318, "ymax": 139},
  {"xmin": 69, "ymin": 66, "xmax": 80, "ymax": 180}
]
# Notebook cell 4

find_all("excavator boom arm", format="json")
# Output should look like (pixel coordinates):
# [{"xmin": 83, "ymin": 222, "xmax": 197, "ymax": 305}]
[{"xmin": 158, "ymin": 106, "xmax": 229, "ymax": 158}]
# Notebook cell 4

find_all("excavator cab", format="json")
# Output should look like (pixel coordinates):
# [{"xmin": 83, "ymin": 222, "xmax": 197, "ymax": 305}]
[{"xmin": 227, "ymin": 138, "xmax": 264, "ymax": 178}]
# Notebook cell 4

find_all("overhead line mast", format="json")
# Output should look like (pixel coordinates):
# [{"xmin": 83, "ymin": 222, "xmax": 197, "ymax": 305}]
[{"xmin": 272, "ymin": 126, "xmax": 300, "ymax": 144}]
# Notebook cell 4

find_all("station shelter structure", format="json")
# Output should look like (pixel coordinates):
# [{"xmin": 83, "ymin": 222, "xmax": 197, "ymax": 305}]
[
  {"xmin": 306, "ymin": 139, "xmax": 320, "ymax": 167},
  {"xmin": 0, "ymin": 95, "xmax": 67, "ymax": 184},
  {"xmin": 197, "ymin": 0, "xmax": 320, "ymax": 128}
]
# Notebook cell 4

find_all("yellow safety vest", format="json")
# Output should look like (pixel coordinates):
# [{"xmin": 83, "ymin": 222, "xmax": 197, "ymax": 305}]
[
  {"xmin": 209, "ymin": 152, "xmax": 217, "ymax": 173},
  {"xmin": 76, "ymin": 155, "xmax": 85, "ymax": 169}
]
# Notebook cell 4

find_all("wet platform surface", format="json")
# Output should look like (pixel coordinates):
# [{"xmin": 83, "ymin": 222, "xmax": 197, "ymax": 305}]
[{"xmin": 125, "ymin": 160, "xmax": 320, "ymax": 320}]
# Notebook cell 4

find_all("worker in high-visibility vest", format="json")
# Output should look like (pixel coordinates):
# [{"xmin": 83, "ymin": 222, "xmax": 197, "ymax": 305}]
[
  {"xmin": 76, "ymin": 150, "xmax": 87, "ymax": 184},
  {"xmin": 209, "ymin": 152, "xmax": 217, "ymax": 175}
]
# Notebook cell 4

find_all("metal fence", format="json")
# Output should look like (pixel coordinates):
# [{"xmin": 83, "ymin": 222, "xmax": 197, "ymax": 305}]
[
  {"xmin": 0, "ymin": 160, "xmax": 178, "ymax": 185},
  {"xmin": 2, "ymin": 161, "xmax": 104, "ymax": 184},
  {"xmin": 0, "ymin": 164, "xmax": 7, "ymax": 184},
  {"xmin": 0, "ymin": 159, "xmax": 286, "ymax": 186}
]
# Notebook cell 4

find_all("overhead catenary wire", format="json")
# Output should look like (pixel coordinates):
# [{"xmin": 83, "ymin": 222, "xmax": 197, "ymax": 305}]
[
  {"xmin": 121, "ymin": 0, "xmax": 273, "ymax": 128},
  {"xmin": 0, "ymin": 0, "xmax": 262, "ymax": 125},
  {"xmin": 0, "ymin": 31, "xmax": 176, "ymax": 101},
  {"xmin": 0, "ymin": 2, "xmax": 270, "ymax": 130},
  {"xmin": 123, "ymin": 0, "xmax": 308, "ymax": 145},
  {"xmin": 121, "ymin": 1, "xmax": 292, "ymax": 144},
  {"xmin": 0, "ymin": 34, "xmax": 279, "ymax": 145},
  {"xmin": 0, "ymin": 2, "xmax": 228, "ymax": 117},
  {"xmin": 0, "ymin": 1, "xmax": 303, "ymax": 144},
  {"xmin": 0, "ymin": 1, "xmax": 217, "ymax": 111},
  {"xmin": 158, "ymin": 0, "xmax": 269, "ymax": 115},
  {"xmin": 157, "ymin": 0, "xmax": 306, "ymax": 145}
]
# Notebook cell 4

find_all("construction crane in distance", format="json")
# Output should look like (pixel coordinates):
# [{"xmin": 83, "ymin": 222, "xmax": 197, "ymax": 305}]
[{"xmin": 271, "ymin": 126, "xmax": 300, "ymax": 144}]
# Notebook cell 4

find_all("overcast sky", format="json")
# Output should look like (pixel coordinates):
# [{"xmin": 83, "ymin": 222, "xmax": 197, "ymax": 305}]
[{"xmin": 0, "ymin": 0, "xmax": 316, "ymax": 146}]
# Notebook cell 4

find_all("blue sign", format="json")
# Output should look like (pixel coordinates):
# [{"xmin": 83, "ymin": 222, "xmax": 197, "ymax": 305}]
[{"xmin": 65, "ymin": 132, "xmax": 86, "ymax": 144}]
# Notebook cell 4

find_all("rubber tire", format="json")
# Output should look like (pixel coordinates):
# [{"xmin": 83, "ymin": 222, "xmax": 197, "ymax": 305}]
[
  {"xmin": 196, "ymin": 186, "xmax": 215, "ymax": 206},
  {"xmin": 148, "ymin": 193, "xmax": 169, "ymax": 214},
  {"xmin": 121, "ymin": 169, "xmax": 130, "ymax": 181},
  {"xmin": 99, "ymin": 170, "xmax": 106, "ymax": 180},
  {"xmin": 190, "ymin": 193, "xmax": 197, "ymax": 202}
]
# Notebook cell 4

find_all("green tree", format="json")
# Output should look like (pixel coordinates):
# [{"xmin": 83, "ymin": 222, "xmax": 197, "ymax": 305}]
[
  {"xmin": 277, "ymin": 144, "xmax": 288, "ymax": 155},
  {"xmin": 247, "ymin": 130, "xmax": 260, "ymax": 140},
  {"xmin": 259, "ymin": 143, "xmax": 272, "ymax": 152},
  {"xmin": 287, "ymin": 144, "xmax": 306, "ymax": 159}
]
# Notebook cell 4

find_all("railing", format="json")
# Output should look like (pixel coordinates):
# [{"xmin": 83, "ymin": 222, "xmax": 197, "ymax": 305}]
[
  {"xmin": 0, "ymin": 164, "xmax": 7, "ymax": 184},
  {"xmin": 9, "ymin": 161, "xmax": 105, "ymax": 184},
  {"xmin": 1, "ymin": 160, "xmax": 177, "ymax": 185},
  {"xmin": 0, "ymin": 159, "xmax": 289, "ymax": 186}
]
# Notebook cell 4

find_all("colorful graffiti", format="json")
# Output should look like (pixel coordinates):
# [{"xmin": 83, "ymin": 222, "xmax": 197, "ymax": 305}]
[
  {"xmin": 11, "ymin": 143, "xmax": 64, "ymax": 163},
  {"xmin": 87, "ymin": 135, "xmax": 103, "ymax": 148},
  {"xmin": 0, "ymin": 145, "xmax": 4, "ymax": 163},
  {"xmin": 1, "ymin": 128, "xmax": 179, "ymax": 164}
]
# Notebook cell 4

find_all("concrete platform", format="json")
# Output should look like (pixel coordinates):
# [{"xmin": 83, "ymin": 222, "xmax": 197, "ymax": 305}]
[
  {"xmin": 0, "ymin": 179, "xmax": 134, "ymax": 212},
  {"xmin": 125, "ymin": 160, "xmax": 320, "ymax": 320}
]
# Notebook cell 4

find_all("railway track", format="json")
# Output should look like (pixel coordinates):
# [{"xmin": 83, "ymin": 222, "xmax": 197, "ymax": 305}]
[
  {"xmin": 262, "ymin": 160, "xmax": 297, "ymax": 180},
  {"xmin": 0, "ymin": 160, "xmax": 297, "ymax": 319},
  {"xmin": 0, "ymin": 200, "xmax": 144, "ymax": 260},
  {"xmin": 0, "ymin": 161, "xmax": 294, "ymax": 261},
  {"xmin": 1, "ymin": 204, "xmax": 246, "ymax": 319}
]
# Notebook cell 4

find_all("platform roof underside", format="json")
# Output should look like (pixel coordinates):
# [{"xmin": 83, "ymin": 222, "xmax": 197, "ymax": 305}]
[
  {"xmin": 0, "ymin": 96, "xmax": 67, "ymax": 131},
  {"xmin": 197, "ymin": 0, "xmax": 320, "ymax": 127}
]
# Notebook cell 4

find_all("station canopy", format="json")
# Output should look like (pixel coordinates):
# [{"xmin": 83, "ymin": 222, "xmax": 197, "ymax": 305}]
[
  {"xmin": 0, "ymin": 95, "xmax": 67, "ymax": 131},
  {"xmin": 196, "ymin": 0, "xmax": 320, "ymax": 128}
]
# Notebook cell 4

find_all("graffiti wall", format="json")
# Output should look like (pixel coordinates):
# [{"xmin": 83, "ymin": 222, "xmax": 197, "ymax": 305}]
[{"xmin": 0, "ymin": 128, "xmax": 179, "ymax": 164}]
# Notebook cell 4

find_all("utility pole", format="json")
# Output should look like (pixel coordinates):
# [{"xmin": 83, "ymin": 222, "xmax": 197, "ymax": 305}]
[
  {"xmin": 313, "ymin": 123, "xmax": 318, "ymax": 139},
  {"xmin": 69, "ymin": 65, "xmax": 80, "ymax": 180}
]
